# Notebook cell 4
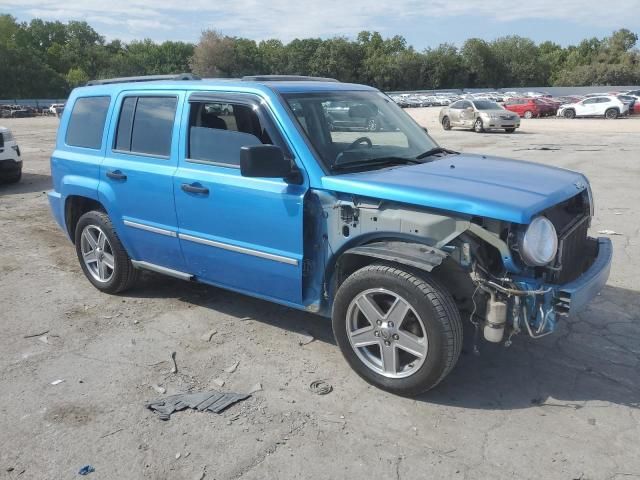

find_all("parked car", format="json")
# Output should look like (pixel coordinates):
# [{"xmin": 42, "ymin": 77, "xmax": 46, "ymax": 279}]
[
  {"xmin": 617, "ymin": 95, "xmax": 638, "ymax": 113},
  {"xmin": 504, "ymin": 98, "xmax": 556, "ymax": 118},
  {"xmin": 48, "ymin": 74, "xmax": 611, "ymax": 396},
  {"xmin": 557, "ymin": 95, "xmax": 629, "ymax": 119},
  {"xmin": 49, "ymin": 103, "xmax": 65, "ymax": 116},
  {"xmin": 0, "ymin": 126, "xmax": 22, "ymax": 183},
  {"xmin": 439, "ymin": 99, "xmax": 520, "ymax": 133}
]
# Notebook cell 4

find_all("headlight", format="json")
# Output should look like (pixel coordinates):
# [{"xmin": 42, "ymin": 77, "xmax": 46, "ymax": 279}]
[{"xmin": 519, "ymin": 216, "xmax": 558, "ymax": 266}]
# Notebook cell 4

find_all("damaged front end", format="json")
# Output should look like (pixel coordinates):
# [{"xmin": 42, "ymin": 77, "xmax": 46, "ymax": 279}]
[{"xmin": 462, "ymin": 190, "xmax": 613, "ymax": 345}]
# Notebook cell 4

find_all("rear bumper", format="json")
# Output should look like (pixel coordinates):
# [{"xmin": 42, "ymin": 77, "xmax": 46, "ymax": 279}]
[
  {"xmin": 47, "ymin": 190, "xmax": 67, "ymax": 237},
  {"xmin": 554, "ymin": 237, "xmax": 613, "ymax": 316}
]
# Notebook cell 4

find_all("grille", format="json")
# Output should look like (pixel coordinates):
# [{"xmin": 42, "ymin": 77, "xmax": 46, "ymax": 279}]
[{"xmin": 553, "ymin": 215, "xmax": 590, "ymax": 283}]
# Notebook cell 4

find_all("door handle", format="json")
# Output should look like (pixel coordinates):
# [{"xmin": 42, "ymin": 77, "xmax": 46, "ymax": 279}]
[
  {"xmin": 106, "ymin": 170, "xmax": 127, "ymax": 180},
  {"xmin": 181, "ymin": 183, "xmax": 209, "ymax": 195}
]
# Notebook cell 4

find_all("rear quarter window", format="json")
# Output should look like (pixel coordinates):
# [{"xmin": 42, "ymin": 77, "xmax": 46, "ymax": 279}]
[{"xmin": 65, "ymin": 96, "xmax": 111, "ymax": 149}]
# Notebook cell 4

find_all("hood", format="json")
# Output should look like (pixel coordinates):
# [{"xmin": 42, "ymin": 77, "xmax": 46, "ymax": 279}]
[{"xmin": 320, "ymin": 154, "xmax": 588, "ymax": 224}]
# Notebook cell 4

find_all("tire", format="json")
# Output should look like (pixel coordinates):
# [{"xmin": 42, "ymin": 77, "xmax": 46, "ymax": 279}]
[
  {"xmin": 563, "ymin": 109, "xmax": 576, "ymax": 119},
  {"xmin": 605, "ymin": 108, "xmax": 619, "ymax": 119},
  {"xmin": 74, "ymin": 210, "xmax": 138, "ymax": 294},
  {"xmin": 474, "ymin": 118, "xmax": 484, "ymax": 133},
  {"xmin": 505, "ymin": 128, "xmax": 516, "ymax": 133},
  {"xmin": 441, "ymin": 116, "xmax": 451, "ymax": 130},
  {"xmin": 366, "ymin": 118, "xmax": 379, "ymax": 132},
  {"xmin": 523, "ymin": 110, "xmax": 534, "ymax": 119},
  {"xmin": 332, "ymin": 263, "xmax": 463, "ymax": 396},
  {"xmin": 2, "ymin": 168, "xmax": 22, "ymax": 184}
]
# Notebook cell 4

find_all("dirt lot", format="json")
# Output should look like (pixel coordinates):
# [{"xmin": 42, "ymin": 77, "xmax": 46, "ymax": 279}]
[{"xmin": 1, "ymin": 111, "xmax": 639, "ymax": 480}]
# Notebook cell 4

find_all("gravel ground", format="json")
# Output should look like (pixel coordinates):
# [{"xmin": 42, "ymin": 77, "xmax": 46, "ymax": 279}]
[{"xmin": 1, "ymin": 112, "xmax": 639, "ymax": 480}]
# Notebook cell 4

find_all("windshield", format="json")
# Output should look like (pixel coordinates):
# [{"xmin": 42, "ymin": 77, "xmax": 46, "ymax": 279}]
[
  {"xmin": 283, "ymin": 91, "xmax": 439, "ymax": 173},
  {"xmin": 473, "ymin": 100, "xmax": 502, "ymax": 110}
]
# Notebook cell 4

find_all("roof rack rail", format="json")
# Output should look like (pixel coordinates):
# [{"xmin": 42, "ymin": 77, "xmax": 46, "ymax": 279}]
[
  {"xmin": 241, "ymin": 75, "xmax": 339, "ymax": 83},
  {"xmin": 86, "ymin": 73, "xmax": 201, "ymax": 86}
]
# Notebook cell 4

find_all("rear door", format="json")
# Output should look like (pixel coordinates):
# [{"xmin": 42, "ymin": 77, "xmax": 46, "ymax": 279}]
[
  {"xmin": 173, "ymin": 93, "xmax": 307, "ymax": 304},
  {"xmin": 99, "ymin": 91, "xmax": 186, "ymax": 271},
  {"xmin": 448, "ymin": 101, "xmax": 463, "ymax": 125}
]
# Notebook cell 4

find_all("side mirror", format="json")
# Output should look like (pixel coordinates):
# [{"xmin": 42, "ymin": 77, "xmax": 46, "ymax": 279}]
[{"xmin": 240, "ymin": 145, "xmax": 291, "ymax": 178}]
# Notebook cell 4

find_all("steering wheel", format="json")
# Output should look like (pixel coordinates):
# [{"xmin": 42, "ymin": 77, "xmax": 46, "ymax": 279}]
[{"xmin": 347, "ymin": 136, "xmax": 373, "ymax": 150}]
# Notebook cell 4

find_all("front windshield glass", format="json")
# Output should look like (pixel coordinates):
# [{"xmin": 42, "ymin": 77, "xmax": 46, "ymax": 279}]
[
  {"xmin": 473, "ymin": 100, "xmax": 503, "ymax": 110},
  {"xmin": 282, "ymin": 91, "xmax": 439, "ymax": 173}
]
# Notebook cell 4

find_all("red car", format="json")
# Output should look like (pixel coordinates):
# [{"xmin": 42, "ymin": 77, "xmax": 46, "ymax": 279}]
[{"xmin": 504, "ymin": 98, "xmax": 557, "ymax": 118}]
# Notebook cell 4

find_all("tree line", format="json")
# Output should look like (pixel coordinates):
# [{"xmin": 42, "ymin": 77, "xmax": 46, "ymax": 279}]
[{"xmin": 1, "ymin": 13, "xmax": 639, "ymax": 99}]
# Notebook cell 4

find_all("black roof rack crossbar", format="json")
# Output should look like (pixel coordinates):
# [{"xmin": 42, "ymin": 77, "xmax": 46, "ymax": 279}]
[
  {"xmin": 241, "ymin": 75, "xmax": 339, "ymax": 83},
  {"xmin": 86, "ymin": 73, "xmax": 201, "ymax": 86}
]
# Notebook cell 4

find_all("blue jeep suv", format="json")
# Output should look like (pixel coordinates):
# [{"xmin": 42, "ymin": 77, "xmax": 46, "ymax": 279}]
[{"xmin": 48, "ymin": 74, "xmax": 612, "ymax": 395}]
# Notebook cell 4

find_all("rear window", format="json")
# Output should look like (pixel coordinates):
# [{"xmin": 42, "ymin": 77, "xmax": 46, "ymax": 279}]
[
  {"xmin": 65, "ymin": 96, "xmax": 111, "ymax": 149},
  {"xmin": 114, "ymin": 96, "xmax": 177, "ymax": 158}
]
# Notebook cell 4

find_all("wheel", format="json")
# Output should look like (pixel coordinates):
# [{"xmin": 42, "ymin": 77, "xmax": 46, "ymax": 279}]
[
  {"xmin": 563, "ymin": 109, "xmax": 576, "ymax": 119},
  {"xmin": 505, "ymin": 128, "xmax": 516, "ymax": 133},
  {"xmin": 605, "ymin": 108, "xmax": 619, "ymax": 119},
  {"xmin": 332, "ymin": 263, "xmax": 463, "ymax": 396},
  {"xmin": 74, "ymin": 210, "xmax": 138, "ymax": 294},
  {"xmin": 2, "ymin": 168, "xmax": 22, "ymax": 184},
  {"xmin": 474, "ymin": 118, "xmax": 484, "ymax": 133},
  {"xmin": 366, "ymin": 117, "xmax": 379, "ymax": 131},
  {"xmin": 523, "ymin": 110, "xmax": 534, "ymax": 119},
  {"xmin": 441, "ymin": 116, "xmax": 451, "ymax": 130}
]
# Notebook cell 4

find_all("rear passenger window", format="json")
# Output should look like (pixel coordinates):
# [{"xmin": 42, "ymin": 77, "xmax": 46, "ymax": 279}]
[
  {"xmin": 66, "ymin": 96, "xmax": 111, "ymax": 149},
  {"xmin": 114, "ymin": 96, "xmax": 177, "ymax": 157},
  {"xmin": 187, "ymin": 102, "xmax": 271, "ymax": 167}
]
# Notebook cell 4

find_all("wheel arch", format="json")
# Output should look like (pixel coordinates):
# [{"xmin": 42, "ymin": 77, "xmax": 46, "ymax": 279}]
[{"xmin": 64, "ymin": 194, "xmax": 107, "ymax": 243}]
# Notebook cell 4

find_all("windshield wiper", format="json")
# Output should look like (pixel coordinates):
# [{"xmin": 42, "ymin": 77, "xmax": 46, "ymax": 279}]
[
  {"xmin": 415, "ymin": 147, "xmax": 458, "ymax": 160},
  {"xmin": 331, "ymin": 156, "xmax": 420, "ymax": 172}
]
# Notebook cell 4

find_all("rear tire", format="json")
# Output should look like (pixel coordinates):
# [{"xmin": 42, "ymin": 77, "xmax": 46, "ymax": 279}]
[
  {"xmin": 605, "ymin": 108, "xmax": 619, "ymax": 119},
  {"xmin": 74, "ymin": 210, "xmax": 138, "ymax": 294},
  {"xmin": 332, "ymin": 263, "xmax": 462, "ymax": 396},
  {"xmin": 441, "ymin": 116, "xmax": 451, "ymax": 130},
  {"xmin": 2, "ymin": 168, "xmax": 22, "ymax": 184},
  {"xmin": 523, "ymin": 110, "xmax": 534, "ymax": 119}
]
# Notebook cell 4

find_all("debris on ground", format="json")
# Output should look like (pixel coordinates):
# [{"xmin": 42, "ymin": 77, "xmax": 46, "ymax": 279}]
[
  {"xmin": 201, "ymin": 329, "xmax": 218, "ymax": 342},
  {"xmin": 598, "ymin": 229, "xmax": 623, "ymax": 236},
  {"xmin": 297, "ymin": 331, "xmax": 315, "ymax": 346},
  {"xmin": 211, "ymin": 378, "xmax": 225, "ymax": 388},
  {"xmin": 78, "ymin": 465, "xmax": 95, "ymax": 475},
  {"xmin": 146, "ymin": 390, "xmax": 250, "ymax": 421},
  {"xmin": 170, "ymin": 351, "xmax": 178, "ymax": 373},
  {"xmin": 151, "ymin": 384, "xmax": 166, "ymax": 395},
  {"xmin": 248, "ymin": 383, "xmax": 262, "ymax": 394},
  {"xmin": 224, "ymin": 361, "xmax": 239, "ymax": 373},
  {"xmin": 50, "ymin": 379, "xmax": 64, "ymax": 386},
  {"xmin": 38, "ymin": 335, "xmax": 49, "ymax": 344},
  {"xmin": 175, "ymin": 452, "xmax": 181, "ymax": 459},
  {"xmin": 23, "ymin": 329, "xmax": 50, "ymax": 338},
  {"xmin": 309, "ymin": 380, "xmax": 333, "ymax": 395}
]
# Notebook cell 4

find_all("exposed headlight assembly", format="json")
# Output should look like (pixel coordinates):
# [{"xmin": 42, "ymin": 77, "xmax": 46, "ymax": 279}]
[{"xmin": 519, "ymin": 216, "xmax": 558, "ymax": 266}]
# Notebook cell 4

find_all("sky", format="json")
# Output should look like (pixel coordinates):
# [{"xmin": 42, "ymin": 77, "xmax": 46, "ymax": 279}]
[{"xmin": 2, "ymin": 0, "xmax": 639, "ymax": 48}]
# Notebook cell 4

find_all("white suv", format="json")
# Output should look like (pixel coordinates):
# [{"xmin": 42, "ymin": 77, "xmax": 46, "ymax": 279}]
[
  {"xmin": 558, "ymin": 95, "xmax": 629, "ymax": 119},
  {"xmin": 0, "ymin": 126, "xmax": 22, "ymax": 183}
]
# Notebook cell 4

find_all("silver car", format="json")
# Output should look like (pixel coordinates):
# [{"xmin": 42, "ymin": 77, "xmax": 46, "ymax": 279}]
[{"xmin": 439, "ymin": 99, "xmax": 520, "ymax": 133}]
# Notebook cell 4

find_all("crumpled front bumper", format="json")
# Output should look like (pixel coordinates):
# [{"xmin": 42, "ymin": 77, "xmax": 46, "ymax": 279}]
[{"xmin": 553, "ymin": 237, "xmax": 613, "ymax": 316}]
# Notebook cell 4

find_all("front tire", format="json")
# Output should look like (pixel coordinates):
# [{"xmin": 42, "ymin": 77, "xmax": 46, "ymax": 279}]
[
  {"xmin": 332, "ymin": 263, "xmax": 462, "ymax": 396},
  {"xmin": 74, "ymin": 210, "xmax": 138, "ymax": 294},
  {"xmin": 474, "ymin": 118, "xmax": 484, "ymax": 133},
  {"xmin": 523, "ymin": 110, "xmax": 534, "ymax": 119},
  {"xmin": 505, "ymin": 128, "xmax": 516, "ymax": 133},
  {"xmin": 563, "ymin": 109, "xmax": 576, "ymax": 119},
  {"xmin": 441, "ymin": 116, "xmax": 451, "ymax": 130}
]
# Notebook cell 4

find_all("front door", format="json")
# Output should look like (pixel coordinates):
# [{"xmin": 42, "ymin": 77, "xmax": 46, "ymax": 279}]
[
  {"xmin": 99, "ymin": 91, "xmax": 186, "ymax": 271},
  {"xmin": 173, "ymin": 93, "xmax": 307, "ymax": 305}
]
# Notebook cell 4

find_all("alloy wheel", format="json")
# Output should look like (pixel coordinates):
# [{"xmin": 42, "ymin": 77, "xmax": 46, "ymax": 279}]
[
  {"xmin": 80, "ymin": 225, "xmax": 115, "ymax": 283},
  {"xmin": 346, "ymin": 288, "xmax": 428, "ymax": 379}
]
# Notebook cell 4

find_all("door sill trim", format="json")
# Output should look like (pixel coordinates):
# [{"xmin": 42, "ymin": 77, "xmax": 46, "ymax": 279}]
[{"xmin": 131, "ymin": 260, "xmax": 193, "ymax": 281}]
